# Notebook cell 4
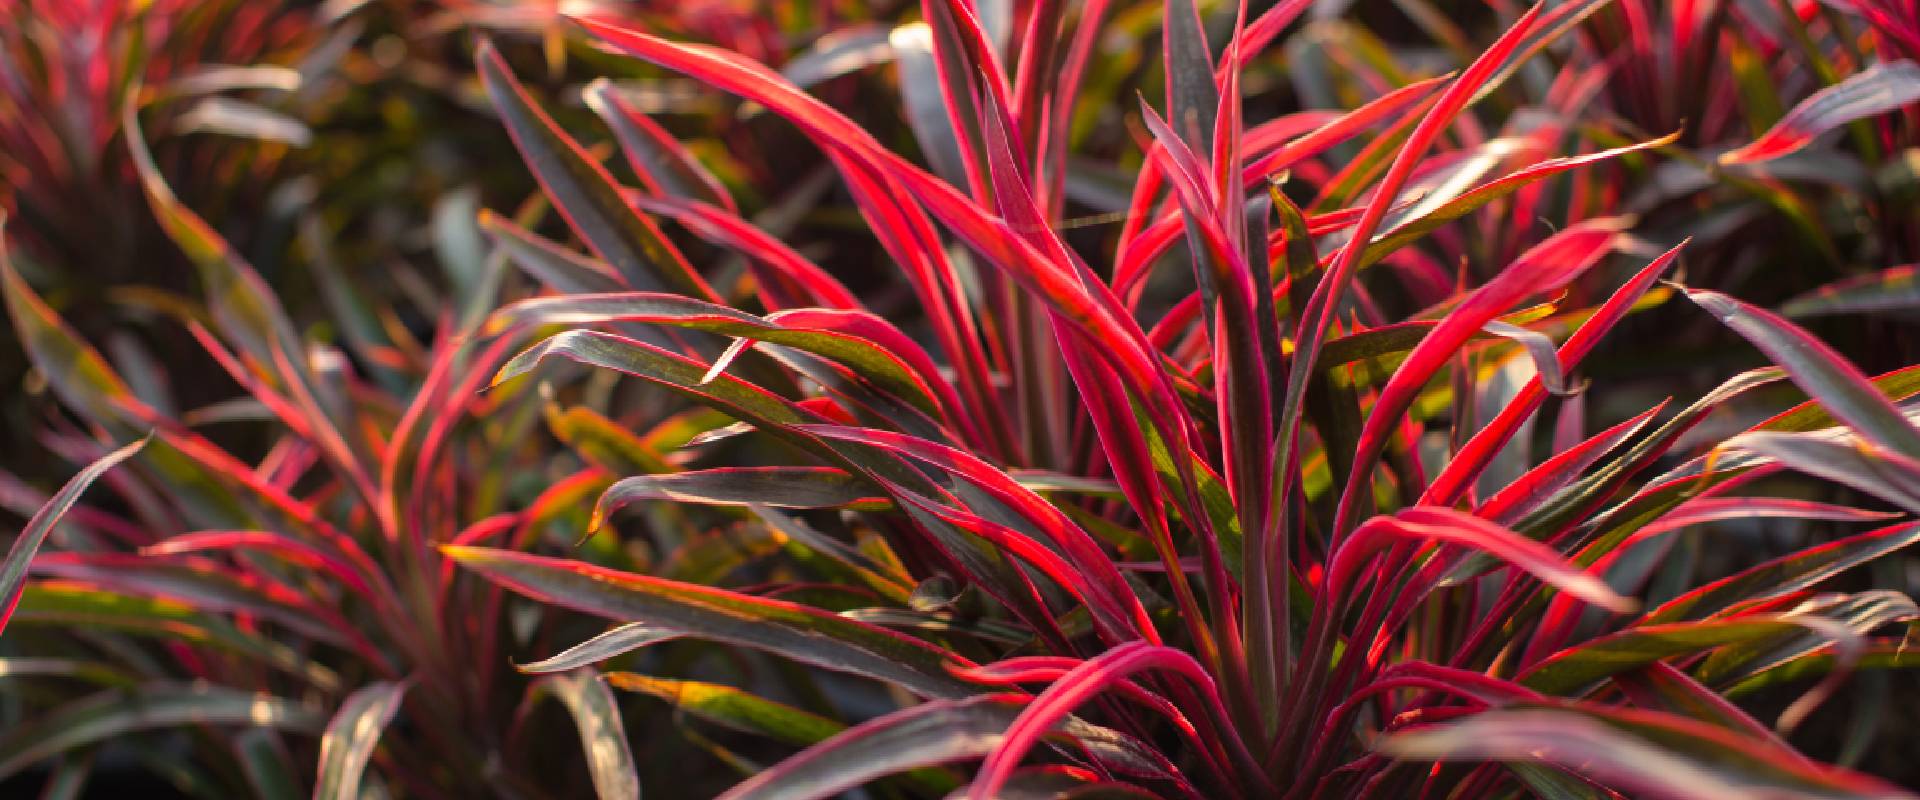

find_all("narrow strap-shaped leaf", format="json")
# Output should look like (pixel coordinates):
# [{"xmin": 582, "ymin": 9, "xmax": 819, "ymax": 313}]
[
  {"xmin": 1476, "ymin": 402, "xmax": 1665, "ymax": 526},
  {"xmin": 233, "ymin": 729, "xmax": 303, "ymax": 800},
  {"xmin": 0, "ymin": 229, "xmax": 138, "ymax": 429},
  {"xmin": 971, "ymin": 642, "xmax": 1256, "ymax": 800},
  {"xmin": 491, "ymin": 329, "xmax": 1043, "ymax": 624},
  {"xmin": 141, "ymin": 530, "xmax": 375, "ymax": 596},
  {"xmin": 890, "ymin": 23, "xmax": 973, "ymax": 191},
  {"xmin": 1334, "ymin": 218, "xmax": 1626, "ymax": 533},
  {"xmin": 444, "ymin": 546, "xmax": 979, "ymax": 699},
  {"xmin": 716, "ymin": 694, "xmax": 1181, "ymax": 800},
  {"xmin": 481, "ymin": 210, "xmax": 627, "ymax": 295},
  {"xmin": 536, "ymin": 670, "xmax": 640, "ymax": 800},
  {"xmin": 314, "ymin": 682, "xmax": 407, "ymax": 800},
  {"xmin": 1612, "ymin": 662, "xmax": 1796, "ymax": 753},
  {"xmin": 606, "ymin": 672, "xmax": 844, "ymax": 747},
  {"xmin": 0, "ymin": 684, "xmax": 322, "ymax": 781},
  {"xmin": 1721, "ymin": 60, "xmax": 1920, "ymax": 165},
  {"xmin": 628, "ymin": 196, "xmax": 858, "ymax": 310},
  {"xmin": 582, "ymin": 78, "xmax": 736, "ymax": 213},
  {"xmin": 520, "ymin": 624, "xmax": 681, "ymax": 674},
  {"xmin": 1724, "ymin": 430, "xmax": 1920, "ymax": 514},
  {"xmin": 125, "ymin": 110, "xmax": 308, "ymax": 392},
  {"xmin": 1330, "ymin": 507, "xmax": 1636, "ymax": 614},
  {"xmin": 476, "ymin": 40, "xmax": 720, "ymax": 302},
  {"xmin": 1379, "ymin": 705, "xmax": 1912, "ymax": 799},
  {"xmin": 11, "ymin": 584, "xmax": 342, "ymax": 688},
  {"xmin": 32, "ymin": 554, "xmax": 359, "ymax": 649},
  {"xmin": 1350, "ymin": 133, "xmax": 1677, "ymax": 274},
  {"xmin": 594, "ymin": 468, "xmax": 884, "ymax": 530},
  {"xmin": 1163, "ymin": 0, "xmax": 1218, "ymax": 151},
  {"xmin": 488, "ymin": 292, "xmax": 946, "ymax": 418},
  {"xmin": 1426, "ymin": 242, "xmax": 1683, "ymax": 508},
  {"xmin": 0, "ymin": 437, "xmax": 146, "ymax": 636},
  {"xmin": 1521, "ymin": 617, "xmax": 1847, "ymax": 695},
  {"xmin": 1645, "ymin": 523, "xmax": 1920, "ymax": 624},
  {"xmin": 1781, "ymin": 264, "xmax": 1920, "ymax": 318},
  {"xmin": 1686, "ymin": 287, "xmax": 1920, "ymax": 457}
]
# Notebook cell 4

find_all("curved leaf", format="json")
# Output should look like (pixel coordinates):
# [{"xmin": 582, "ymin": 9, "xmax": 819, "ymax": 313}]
[
  {"xmin": 0, "ymin": 684, "xmax": 322, "ymax": 780},
  {"xmin": 314, "ymin": 682, "xmax": 407, "ymax": 800},
  {"xmin": 1686, "ymin": 287, "xmax": 1920, "ymax": 457},
  {"xmin": 444, "ymin": 546, "xmax": 978, "ymax": 699},
  {"xmin": 1380, "ymin": 706, "xmax": 1911, "ymax": 800},
  {"xmin": 595, "ymin": 468, "xmax": 884, "ymax": 529},
  {"xmin": 537, "ymin": 670, "xmax": 641, "ymax": 800},
  {"xmin": 0, "ymin": 437, "xmax": 147, "ymax": 636},
  {"xmin": 606, "ymin": 672, "xmax": 844, "ymax": 747},
  {"xmin": 520, "ymin": 623, "xmax": 682, "ymax": 675},
  {"xmin": 1721, "ymin": 60, "xmax": 1920, "ymax": 165},
  {"xmin": 476, "ymin": 40, "xmax": 719, "ymax": 301},
  {"xmin": 488, "ymin": 292, "xmax": 945, "ymax": 417}
]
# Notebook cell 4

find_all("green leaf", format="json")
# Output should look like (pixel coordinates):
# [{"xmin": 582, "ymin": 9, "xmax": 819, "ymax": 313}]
[
  {"xmin": 1782, "ymin": 265, "xmax": 1920, "ymax": 318},
  {"xmin": 520, "ymin": 623, "xmax": 681, "ymax": 675},
  {"xmin": 9, "ymin": 584, "xmax": 338, "ymax": 688},
  {"xmin": 314, "ymin": 681, "xmax": 407, "ymax": 800},
  {"xmin": 1380, "ymin": 705, "xmax": 1906, "ymax": 799},
  {"xmin": 1645, "ymin": 523, "xmax": 1920, "ymax": 624},
  {"xmin": 0, "ymin": 231, "xmax": 138, "ymax": 429},
  {"xmin": 1685, "ymin": 287, "xmax": 1920, "ymax": 457},
  {"xmin": 0, "ymin": 437, "xmax": 146, "ymax": 635},
  {"xmin": 606, "ymin": 672, "xmax": 844, "ymax": 747},
  {"xmin": 489, "ymin": 292, "xmax": 944, "ymax": 417},
  {"xmin": 595, "ymin": 468, "xmax": 885, "ymax": 530},
  {"xmin": 0, "ymin": 684, "xmax": 322, "ymax": 780},
  {"xmin": 444, "ymin": 546, "xmax": 978, "ymax": 699},
  {"xmin": 711, "ymin": 695, "xmax": 1165, "ymax": 800},
  {"xmin": 536, "ymin": 670, "xmax": 641, "ymax": 800},
  {"xmin": 1721, "ymin": 60, "xmax": 1920, "ymax": 165},
  {"xmin": 476, "ymin": 41, "xmax": 719, "ymax": 301},
  {"xmin": 1520, "ymin": 618, "xmax": 1830, "ymax": 696},
  {"xmin": 232, "ymin": 729, "xmax": 302, "ymax": 800}
]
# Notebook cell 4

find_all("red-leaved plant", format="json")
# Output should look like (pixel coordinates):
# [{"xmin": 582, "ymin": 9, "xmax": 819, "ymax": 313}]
[
  {"xmin": 5, "ymin": 0, "xmax": 1920, "ymax": 798},
  {"xmin": 437, "ymin": 2, "xmax": 1920, "ymax": 798}
]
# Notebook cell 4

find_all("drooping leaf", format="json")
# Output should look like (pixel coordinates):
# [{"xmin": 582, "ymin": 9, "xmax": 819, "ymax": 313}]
[
  {"xmin": 0, "ymin": 684, "xmax": 322, "ymax": 780},
  {"xmin": 1685, "ymin": 287, "xmax": 1920, "ymax": 457},
  {"xmin": 444, "ymin": 546, "xmax": 978, "ymax": 699},
  {"xmin": 1380, "ymin": 706, "xmax": 1910, "ymax": 800},
  {"xmin": 594, "ymin": 468, "xmax": 885, "ymax": 530},
  {"xmin": 314, "ymin": 682, "xmax": 407, "ymax": 800},
  {"xmin": 605, "ymin": 672, "xmax": 844, "ymax": 747},
  {"xmin": 1721, "ymin": 60, "xmax": 1920, "ymax": 165},
  {"xmin": 0, "ymin": 437, "xmax": 147, "ymax": 636},
  {"xmin": 487, "ymin": 292, "xmax": 946, "ymax": 417},
  {"xmin": 520, "ymin": 623, "xmax": 682, "ymax": 675},
  {"xmin": 713, "ymin": 694, "xmax": 1173, "ymax": 800},
  {"xmin": 1781, "ymin": 265, "xmax": 1920, "ymax": 318},
  {"xmin": 8, "ymin": 584, "xmax": 341, "ymax": 687},
  {"xmin": 536, "ymin": 670, "xmax": 641, "ymax": 800},
  {"xmin": 1645, "ymin": 523, "xmax": 1920, "ymax": 624}
]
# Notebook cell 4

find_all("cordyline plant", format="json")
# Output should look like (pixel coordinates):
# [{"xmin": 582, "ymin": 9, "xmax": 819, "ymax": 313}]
[
  {"xmin": 1571, "ymin": 0, "xmax": 1920, "ymax": 367},
  {"xmin": 0, "ymin": 0, "xmax": 336, "ymax": 287},
  {"xmin": 0, "ymin": 114, "xmax": 659, "ymax": 795},
  {"xmin": 441, "ymin": 1, "xmax": 1918, "ymax": 798},
  {"xmin": 6, "ymin": 2, "xmax": 1920, "ymax": 800}
]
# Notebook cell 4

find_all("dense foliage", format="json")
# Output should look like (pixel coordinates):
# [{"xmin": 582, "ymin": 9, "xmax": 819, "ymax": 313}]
[{"xmin": 3, "ymin": 0, "xmax": 1920, "ymax": 798}]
